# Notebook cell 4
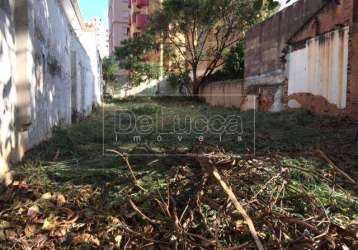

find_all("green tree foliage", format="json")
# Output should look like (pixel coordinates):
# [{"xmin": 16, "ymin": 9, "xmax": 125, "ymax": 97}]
[
  {"xmin": 115, "ymin": 33, "xmax": 161, "ymax": 86},
  {"xmin": 222, "ymin": 42, "xmax": 245, "ymax": 79},
  {"xmin": 150, "ymin": 0, "xmax": 280, "ymax": 95},
  {"xmin": 205, "ymin": 42, "xmax": 245, "ymax": 82},
  {"xmin": 115, "ymin": 0, "xmax": 279, "ymax": 92},
  {"xmin": 167, "ymin": 70, "xmax": 192, "ymax": 95},
  {"xmin": 102, "ymin": 57, "xmax": 118, "ymax": 83}
]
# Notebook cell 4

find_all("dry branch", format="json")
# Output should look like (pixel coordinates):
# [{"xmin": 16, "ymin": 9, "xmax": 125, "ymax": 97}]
[
  {"xmin": 197, "ymin": 156, "xmax": 264, "ymax": 250},
  {"xmin": 129, "ymin": 199, "xmax": 161, "ymax": 225},
  {"xmin": 107, "ymin": 149, "xmax": 146, "ymax": 192},
  {"xmin": 316, "ymin": 149, "xmax": 356, "ymax": 184}
]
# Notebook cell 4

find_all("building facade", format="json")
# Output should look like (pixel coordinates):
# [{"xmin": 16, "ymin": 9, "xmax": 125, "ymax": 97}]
[
  {"xmin": 244, "ymin": 0, "xmax": 358, "ymax": 117},
  {"xmin": 0, "ymin": 0, "xmax": 102, "ymax": 181},
  {"xmin": 88, "ymin": 17, "xmax": 109, "ymax": 59},
  {"xmin": 108, "ymin": 0, "xmax": 130, "ymax": 55},
  {"xmin": 128, "ymin": 0, "xmax": 161, "ymax": 38}
]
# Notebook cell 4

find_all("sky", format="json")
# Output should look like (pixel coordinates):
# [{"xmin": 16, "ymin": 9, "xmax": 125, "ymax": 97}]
[
  {"xmin": 78, "ymin": 0, "xmax": 109, "ymax": 27},
  {"xmin": 279, "ymin": 0, "xmax": 298, "ymax": 9},
  {"xmin": 77, "ymin": 0, "xmax": 297, "ymax": 28}
]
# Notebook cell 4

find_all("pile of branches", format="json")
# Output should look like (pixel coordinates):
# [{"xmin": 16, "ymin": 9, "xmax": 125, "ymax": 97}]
[
  {"xmin": 0, "ymin": 146, "xmax": 357, "ymax": 249},
  {"xmin": 109, "ymin": 146, "xmax": 357, "ymax": 249}
]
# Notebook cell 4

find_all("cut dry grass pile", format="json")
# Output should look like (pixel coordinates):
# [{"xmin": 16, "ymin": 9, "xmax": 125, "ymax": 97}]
[{"xmin": 0, "ymin": 97, "xmax": 357, "ymax": 249}]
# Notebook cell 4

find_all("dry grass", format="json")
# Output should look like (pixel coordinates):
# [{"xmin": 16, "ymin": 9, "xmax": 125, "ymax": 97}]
[{"xmin": 1, "ymin": 97, "xmax": 357, "ymax": 249}]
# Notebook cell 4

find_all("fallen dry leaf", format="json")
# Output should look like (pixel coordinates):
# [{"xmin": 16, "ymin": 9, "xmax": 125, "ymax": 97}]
[
  {"xmin": 115, "ymin": 235, "xmax": 123, "ymax": 247},
  {"xmin": 54, "ymin": 193, "xmax": 66, "ymax": 207},
  {"xmin": 108, "ymin": 216, "xmax": 120, "ymax": 225},
  {"xmin": 42, "ymin": 218, "xmax": 57, "ymax": 231},
  {"xmin": 0, "ymin": 220, "xmax": 11, "ymax": 229},
  {"xmin": 41, "ymin": 192, "xmax": 52, "ymax": 200},
  {"xmin": 24, "ymin": 224, "xmax": 37, "ymax": 238},
  {"xmin": 0, "ymin": 229, "xmax": 6, "ymax": 241},
  {"xmin": 72, "ymin": 233, "xmax": 100, "ymax": 246},
  {"xmin": 27, "ymin": 205, "xmax": 40, "ymax": 217}
]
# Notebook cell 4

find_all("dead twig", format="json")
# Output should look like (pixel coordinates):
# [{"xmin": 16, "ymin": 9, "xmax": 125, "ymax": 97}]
[
  {"xmin": 129, "ymin": 199, "xmax": 161, "ymax": 225},
  {"xmin": 107, "ymin": 149, "xmax": 147, "ymax": 192},
  {"xmin": 197, "ymin": 156, "xmax": 264, "ymax": 250},
  {"xmin": 211, "ymin": 166, "xmax": 264, "ymax": 250},
  {"xmin": 316, "ymin": 149, "xmax": 356, "ymax": 184}
]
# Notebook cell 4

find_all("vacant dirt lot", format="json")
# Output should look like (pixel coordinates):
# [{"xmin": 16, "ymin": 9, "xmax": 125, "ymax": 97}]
[{"xmin": 1, "ymin": 97, "xmax": 357, "ymax": 249}]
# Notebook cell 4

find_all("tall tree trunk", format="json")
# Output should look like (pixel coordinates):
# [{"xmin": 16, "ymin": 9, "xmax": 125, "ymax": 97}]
[
  {"xmin": 192, "ymin": 65, "xmax": 200, "ymax": 97},
  {"xmin": 193, "ymin": 82, "xmax": 200, "ymax": 96}
]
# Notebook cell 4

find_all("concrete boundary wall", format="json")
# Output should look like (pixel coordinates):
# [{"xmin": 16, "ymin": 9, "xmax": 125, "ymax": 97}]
[
  {"xmin": 0, "ymin": 0, "xmax": 102, "ymax": 172},
  {"xmin": 199, "ymin": 80, "xmax": 257, "ymax": 111},
  {"xmin": 0, "ymin": 0, "xmax": 16, "ymax": 182},
  {"xmin": 244, "ymin": 0, "xmax": 326, "ymax": 86},
  {"xmin": 286, "ymin": 0, "xmax": 357, "ymax": 117},
  {"xmin": 244, "ymin": 0, "xmax": 358, "ymax": 117}
]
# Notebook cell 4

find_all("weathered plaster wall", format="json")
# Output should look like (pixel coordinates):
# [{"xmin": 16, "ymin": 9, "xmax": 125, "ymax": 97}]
[
  {"xmin": 287, "ymin": 0, "xmax": 356, "ymax": 116},
  {"xmin": 288, "ymin": 27, "xmax": 349, "ymax": 113},
  {"xmin": 244, "ymin": 0, "xmax": 326, "ymax": 86},
  {"xmin": 244, "ymin": 0, "xmax": 358, "ymax": 117},
  {"xmin": 25, "ymin": 0, "xmax": 102, "ymax": 149},
  {"xmin": 200, "ymin": 80, "xmax": 257, "ymax": 111},
  {"xmin": 244, "ymin": 0, "xmax": 327, "ymax": 112},
  {"xmin": 0, "ymin": 0, "xmax": 16, "ymax": 181},
  {"xmin": 114, "ymin": 78, "xmax": 179, "ymax": 97},
  {"xmin": 290, "ymin": 0, "xmax": 355, "ymax": 44},
  {"xmin": 0, "ymin": 0, "xmax": 102, "ymax": 177},
  {"xmin": 349, "ymin": 0, "xmax": 358, "ymax": 117}
]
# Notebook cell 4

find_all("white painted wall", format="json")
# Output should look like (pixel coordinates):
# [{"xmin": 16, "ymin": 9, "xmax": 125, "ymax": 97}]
[
  {"xmin": 0, "ymin": 0, "xmax": 102, "ymax": 166},
  {"xmin": 288, "ymin": 27, "xmax": 349, "ymax": 109},
  {"xmin": 0, "ymin": 0, "xmax": 16, "ymax": 166}
]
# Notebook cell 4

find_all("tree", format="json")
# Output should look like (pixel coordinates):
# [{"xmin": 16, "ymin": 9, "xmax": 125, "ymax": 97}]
[
  {"xmin": 102, "ymin": 57, "xmax": 118, "ymax": 83},
  {"xmin": 221, "ymin": 41, "xmax": 245, "ymax": 79},
  {"xmin": 115, "ymin": 33, "xmax": 161, "ymax": 86},
  {"xmin": 151, "ymin": 0, "xmax": 279, "ymax": 95}
]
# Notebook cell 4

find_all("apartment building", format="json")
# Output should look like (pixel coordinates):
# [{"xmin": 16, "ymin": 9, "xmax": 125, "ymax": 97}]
[
  {"xmin": 128, "ymin": 0, "xmax": 164, "ymax": 80},
  {"xmin": 108, "ymin": 0, "xmax": 130, "ymax": 55},
  {"xmin": 88, "ymin": 17, "xmax": 109, "ymax": 58},
  {"xmin": 128, "ymin": 0, "xmax": 160, "ymax": 38}
]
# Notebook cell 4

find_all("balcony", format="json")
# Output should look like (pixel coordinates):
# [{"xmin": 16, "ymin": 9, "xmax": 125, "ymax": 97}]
[
  {"xmin": 136, "ymin": 0, "xmax": 149, "ymax": 8},
  {"xmin": 136, "ymin": 14, "xmax": 149, "ymax": 29},
  {"xmin": 132, "ymin": 13, "xmax": 138, "ymax": 23}
]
